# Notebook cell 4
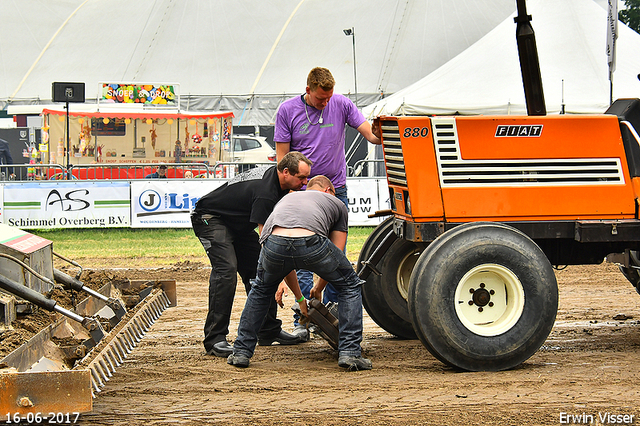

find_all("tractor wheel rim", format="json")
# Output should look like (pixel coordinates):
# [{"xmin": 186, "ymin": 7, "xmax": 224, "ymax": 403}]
[
  {"xmin": 453, "ymin": 263, "xmax": 525, "ymax": 337},
  {"xmin": 396, "ymin": 249, "xmax": 420, "ymax": 301}
]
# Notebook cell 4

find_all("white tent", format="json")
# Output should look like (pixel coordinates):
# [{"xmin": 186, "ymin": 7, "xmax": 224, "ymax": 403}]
[
  {"xmin": 364, "ymin": 0, "xmax": 640, "ymax": 117},
  {"xmin": 0, "ymin": 0, "xmax": 516, "ymax": 124}
]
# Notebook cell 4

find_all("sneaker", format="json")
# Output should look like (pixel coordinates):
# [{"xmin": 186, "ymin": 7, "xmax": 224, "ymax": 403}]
[
  {"xmin": 227, "ymin": 353, "xmax": 250, "ymax": 368},
  {"xmin": 338, "ymin": 355, "xmax": 372, "ymax": 371},
  {"xmin": 292, "ymin": 325, "xmax": 309, "ymax": 342}
]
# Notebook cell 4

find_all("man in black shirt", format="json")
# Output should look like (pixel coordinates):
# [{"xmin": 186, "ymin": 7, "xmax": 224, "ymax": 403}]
[{"xmin": 191, "ymin": 151, "xmax": 312, "ymax": 357}]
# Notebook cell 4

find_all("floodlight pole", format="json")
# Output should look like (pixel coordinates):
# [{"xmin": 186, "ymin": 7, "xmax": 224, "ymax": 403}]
[{"xmin": 344, "ymin": 27, "xmax": 359, "ymax": 108}]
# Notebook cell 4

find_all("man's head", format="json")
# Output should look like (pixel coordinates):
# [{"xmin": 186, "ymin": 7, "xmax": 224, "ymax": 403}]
[
  {"xmin": 158, "ymin": 164, "xmax": 167, "ymax": 177},
  {"xmin": 307, "ymin": 175, "xmax": 335, "ymax": 195},
  {"xmin": 277, "ymin": 151, "xmax": 312, "ymax": 190},
  {"xmin": 306, "ymin": 67, "xmax": 335, "ymax": 110}
]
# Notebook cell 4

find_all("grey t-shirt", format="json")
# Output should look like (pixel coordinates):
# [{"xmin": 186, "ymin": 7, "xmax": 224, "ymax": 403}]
[{"xmin": 259, "ymin": 190, "xmax": 348, "ymax": 244}]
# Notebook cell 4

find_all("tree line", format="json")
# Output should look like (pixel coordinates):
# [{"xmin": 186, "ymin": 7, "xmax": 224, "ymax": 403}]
[{"xmin": 620, "ymin": 0, "xmax": 640, "ymax": 33}]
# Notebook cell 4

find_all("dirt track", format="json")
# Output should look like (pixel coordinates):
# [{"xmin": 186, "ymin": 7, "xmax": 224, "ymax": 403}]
[{"xmin": 59, "ymin": 260, "xmax": 640, "ymax": 426}]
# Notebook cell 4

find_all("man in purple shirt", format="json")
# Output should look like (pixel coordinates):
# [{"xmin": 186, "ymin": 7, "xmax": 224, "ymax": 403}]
[{"xmin": 273, "ymin": 67, "xmax": 381, "ymax": 340}]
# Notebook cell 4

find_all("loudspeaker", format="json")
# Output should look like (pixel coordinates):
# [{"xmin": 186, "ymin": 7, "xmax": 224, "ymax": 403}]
[
  {"xmin": 605, "ymin": 98, "xmax": 640, "ymax": 130},
  {"xmin": 52, "ymin": 82, "xmax": 85, "ymax": 103}
]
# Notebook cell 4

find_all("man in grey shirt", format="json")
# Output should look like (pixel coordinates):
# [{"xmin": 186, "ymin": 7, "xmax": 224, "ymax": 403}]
[{"xmin": 228, "ymin": 175, "xmax": 371, "ymax": 371}]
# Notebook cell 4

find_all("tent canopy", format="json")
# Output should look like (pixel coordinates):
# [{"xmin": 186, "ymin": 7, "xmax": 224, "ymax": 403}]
[
  {"xmin": 0, "ymin": 0, "xmax": 515, "ymax": 124},
  {"xmin": 364, "ymin": 0, "xmax": 640, "ymax": 117}
]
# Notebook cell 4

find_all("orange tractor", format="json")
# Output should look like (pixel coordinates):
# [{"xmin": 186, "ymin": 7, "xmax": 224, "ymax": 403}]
[{"xmin": 358, "ymin": 0, "xmax": 640, "ymax": 371}]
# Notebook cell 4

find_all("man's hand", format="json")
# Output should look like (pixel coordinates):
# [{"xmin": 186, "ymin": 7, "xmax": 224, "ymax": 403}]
[
  {"xmin": 275, "ymin": 282, "xmax": 288, "ymax": 308},
  {"xmin": 298, "ymin": 299, "xmax": 308, "ymax": 318},
  {"xmin": 310, "ymin": 278, "xmax": 328, "ymax": 301},
  {"xmin": 372, "ymin": 119, "xmax": 381, "ymax": 140},
  {"xmin": 310, "ymin": 285, "xmax": 322, "ymax": 301}
]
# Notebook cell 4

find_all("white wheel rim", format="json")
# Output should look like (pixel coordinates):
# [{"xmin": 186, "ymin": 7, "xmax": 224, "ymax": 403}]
[
  {"xmin": 454, "ymin": 264, "xmax": 525, "ymax": 337},
  {"xmin": 396, "ymin": 249, "xmax": 421, "ymax": 300}
]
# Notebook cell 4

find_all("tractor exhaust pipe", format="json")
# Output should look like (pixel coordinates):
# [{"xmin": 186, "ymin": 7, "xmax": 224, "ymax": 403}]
[{"xmin": 515, "ymin": 0, "xmax": 546, "ymax": 115}]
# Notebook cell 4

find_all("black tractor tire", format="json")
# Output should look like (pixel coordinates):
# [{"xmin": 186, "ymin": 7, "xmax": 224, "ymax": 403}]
[
  {"xmin": 618, "ymin": 250, "xmax": 640, "ymax": 295},
  {"xmin": 408, "ymin": 222, "xmax": 558, "ymax": 371},
  {"xmin": 357, "ymin": 217, "xmax": 419, "ymax": 339}
]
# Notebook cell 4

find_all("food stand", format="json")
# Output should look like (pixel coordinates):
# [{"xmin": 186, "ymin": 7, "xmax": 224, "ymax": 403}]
[{"xmin": 41, "ymin": 108, "xmax": 234, "ymax": 167}]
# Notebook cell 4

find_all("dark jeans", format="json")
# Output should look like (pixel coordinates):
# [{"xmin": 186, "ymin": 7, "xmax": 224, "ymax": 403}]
[
  {"xmin": 191, "ymin": 214, "xmax": 281, "ymax": 353},
  {"xmin": 234, "ymin": 234, "xmax": 365, "ymax": 358},
  {"xmin": 295, "ymin": 185, "xmax": 347, "ymax": 314}
]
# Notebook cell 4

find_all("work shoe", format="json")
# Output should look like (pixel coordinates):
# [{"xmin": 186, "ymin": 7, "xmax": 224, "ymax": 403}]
[
  {"xmin": 258, "ymin": 330, "xmax": 302, "ymax": 346},
  {"xmin": 338, "ymin": 355, "xmax": 372, "ymax": 371},
  {"xmin": 227, "ymin": 353, "xmax": 250, "ymax": 368},
  {"xmin": 292, "ymin": 325, "xmax": 309, "ymax": 342},
  {"xmin": 207, "ymin": 340, "xmax": 233, "ymax": 357}
]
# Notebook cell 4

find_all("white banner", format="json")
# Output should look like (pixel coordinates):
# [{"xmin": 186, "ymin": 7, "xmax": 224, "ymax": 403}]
[
  {"xmin": 131, "ymin": 178, "xmax": 388, "ymax": 227},
  {"xmin": 0, "ymin": 178, "xmax": 391, "ymax": 229},
  {"xmin": 2, "ymin": 182, "xmax": 131, "ymax": 229},
  {"xmin": 346, "ymin": 179, "xmax": 389, "ymax": 226},
  {"xmin": 0, "ymin": 186, "xmax": 4, "ymax": 225},
  {"xmin": 131, "ymin": 180, "xmax": 224, "ymax": 228}
]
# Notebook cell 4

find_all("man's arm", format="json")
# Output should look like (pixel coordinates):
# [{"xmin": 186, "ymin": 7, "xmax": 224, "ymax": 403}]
[
  {"xmin": 282, "ymin": 270, "xmax": 308, "ymax": 317},
  {"xmin": 329, "ymin": 230, "xmax": 347, "ymax": 251},
  {"xmin": 275, "ymin": 142, "xmax": 291, "ymax": 162},
  {"xmin": 262, "ymin": 222, "xmax": 306, "ymax": 315},
  {"xmin": 356, "ymin": 120, "xmax": 381, "ymax": 145}
]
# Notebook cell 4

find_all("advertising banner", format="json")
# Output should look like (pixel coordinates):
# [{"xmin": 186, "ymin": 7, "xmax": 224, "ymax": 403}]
[
  {"xmin": 346, "ymin": 179, "xmax": 388, "ymax": 226},
  {"xmin": 100, "ymin": 83, "xmax": 177, "ymax": 106},
  {"xmin": 2, "ymin": 182, "xmax": 131, "ymax": 229},
  {"xmin": 132, "ymin": 178, "xmax": 388, "ymax": 228},
  {"xmin": 0, "ymin": 178, "xmax": 389, "ymax": 230},
  {"xmin": 131, "ymin": 180, "xmax": 224, "ymax": 228}
]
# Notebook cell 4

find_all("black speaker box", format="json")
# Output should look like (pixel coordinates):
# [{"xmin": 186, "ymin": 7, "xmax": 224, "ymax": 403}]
[
  {"xmin": 606, "ymin": 98, "xmax": 640, "ymax": 178},
  {"xmin": 605, "ymin": 98, "xmax": 640, "ymax": 129},
  {"xmin": 52, "ymin": 82, "xmax": 85, "ymax": 103}
]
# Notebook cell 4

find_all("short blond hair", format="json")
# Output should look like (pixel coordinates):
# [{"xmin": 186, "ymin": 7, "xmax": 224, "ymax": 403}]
[{"xmin": 307, "ymin": 67, "xmax": 335, "ymax": 92}]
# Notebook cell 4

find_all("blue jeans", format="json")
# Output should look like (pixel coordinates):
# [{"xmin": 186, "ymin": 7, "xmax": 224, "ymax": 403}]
[
  {"xmin": 191, "ymin": 214, "xmax": 281, "ymax": 353},
  {"xmin": 295, "ymin": 186, "xmax": 348, "ymax": 311},
  {"xmin": 234, "ymin": 234, "xmax": 365, "ymax": 358}
]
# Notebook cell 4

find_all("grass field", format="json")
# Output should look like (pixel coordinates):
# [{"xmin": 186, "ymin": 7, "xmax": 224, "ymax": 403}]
[{"xmin": 31, "ymin": 227, "xmax": 375, "ymax": 266}]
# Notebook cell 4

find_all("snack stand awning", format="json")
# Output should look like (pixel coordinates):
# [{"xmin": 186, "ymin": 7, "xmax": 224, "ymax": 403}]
[{"xmin": 41, "ymin": 108, "xmax": 234, "ymax": 121}]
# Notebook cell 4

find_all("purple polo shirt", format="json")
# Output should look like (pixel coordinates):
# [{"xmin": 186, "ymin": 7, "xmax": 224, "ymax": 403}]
[{"xmin": 274, "ymin": 93, "xmax": 366, "ymax": 188}]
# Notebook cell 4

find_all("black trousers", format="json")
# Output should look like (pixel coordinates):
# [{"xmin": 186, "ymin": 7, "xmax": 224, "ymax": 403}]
[{"xmin": 191, "ymin": 214, "xmax": 281, "ymax": 352}]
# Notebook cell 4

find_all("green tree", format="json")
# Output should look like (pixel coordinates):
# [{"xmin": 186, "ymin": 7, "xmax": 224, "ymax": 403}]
[{"xmin": 620, "ymin": 0, "xmax": 640, "ymax": 33}]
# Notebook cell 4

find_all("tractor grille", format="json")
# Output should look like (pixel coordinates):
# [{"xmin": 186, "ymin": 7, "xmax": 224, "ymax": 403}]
[
  {"xmin": 432, "ymin": 117, "xmax": 626, "ymax": 187},
  {"xmin": 381, "ymin": 120, "xmax": 407, "ymax": 187}
]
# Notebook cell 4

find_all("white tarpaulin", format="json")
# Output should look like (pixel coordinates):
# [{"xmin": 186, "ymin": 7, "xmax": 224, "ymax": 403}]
[
  {"xmin": 364, "ymin": 0, "xmax": 640, "ymax": 117},
  {"xmin": 0, "ymin": 0, "xmax": 516, "ymax": 125}
]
